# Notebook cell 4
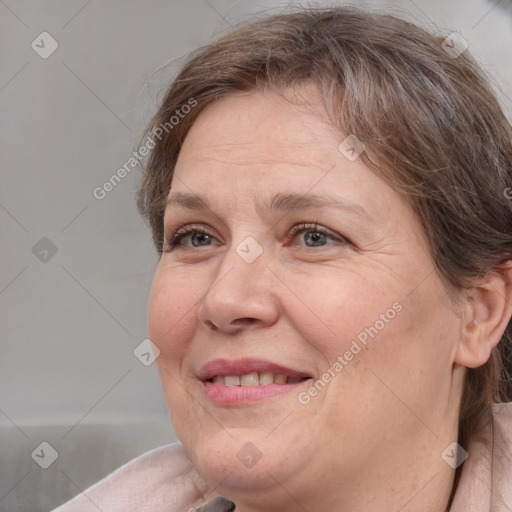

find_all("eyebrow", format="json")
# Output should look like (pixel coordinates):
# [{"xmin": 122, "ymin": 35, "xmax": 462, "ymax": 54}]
[{"xmin": 165, "ymin": 192, "xmax": 371, "ymax": 221}]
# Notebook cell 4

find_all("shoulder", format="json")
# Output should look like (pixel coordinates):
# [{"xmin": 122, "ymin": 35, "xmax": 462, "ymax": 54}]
[
  {"xmin": 489, "ymin": 402, "xmax": 512, "ymax": 492},
  {"xmin": 51, "ymin": 442, "xmax": 218, "ymax": 512},
  {"xmin": 450, "ymin": 402, "xmax": 512, "ymax": 512}
]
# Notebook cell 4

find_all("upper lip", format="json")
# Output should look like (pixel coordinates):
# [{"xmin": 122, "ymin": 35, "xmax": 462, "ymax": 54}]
[{"xmin": 198, "ymin": 358, "xmax": 312, "ymax": 381}]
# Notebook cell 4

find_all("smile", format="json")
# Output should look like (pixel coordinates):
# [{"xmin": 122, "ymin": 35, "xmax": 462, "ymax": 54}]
[
  {"xmin": 208, "ymin": 372, "xmax": 307, "ymax": 386},
  {"xmin": 198, "ymin": 358, "xmax": 313, "ymax": 406}
]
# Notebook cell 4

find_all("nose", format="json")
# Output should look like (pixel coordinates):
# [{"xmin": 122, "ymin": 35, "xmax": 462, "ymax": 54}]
[{"xmin": 196, "ymin": 243, "xmax": 280, "ymax": 335}]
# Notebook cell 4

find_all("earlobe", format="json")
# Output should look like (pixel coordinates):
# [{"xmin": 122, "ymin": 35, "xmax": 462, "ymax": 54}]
[{"xmin": 454, "ymin": 262, "xmax": 512, "ymax": 369}]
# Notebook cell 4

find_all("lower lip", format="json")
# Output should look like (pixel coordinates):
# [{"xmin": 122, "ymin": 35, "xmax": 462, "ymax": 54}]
[{"xmin": 202, "ymin": 380, "xmax": 310, "ymax": 406}]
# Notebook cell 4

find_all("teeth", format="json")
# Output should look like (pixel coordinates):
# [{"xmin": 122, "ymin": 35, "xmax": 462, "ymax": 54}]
[
  {"xmin": 224, "ymin": 375, "xmax": 240, "ymax": 386},
  {"xmin": 212, "ymin": 376, "xmax": 225, "ymax": 385},
  {"xmin": 211, "ymin": 372, "xmax": 299, "ymax": 386},
  {"xmin": 259, "ymin": 371, "xmax": 274, "ymax": 385},
  {"xmin": 274, "ymin": 373, "xmax": 287, "ymax": 384},
  {"xmin": 240, "ymin": 372, "xmax": 259, "ymax": 386}
]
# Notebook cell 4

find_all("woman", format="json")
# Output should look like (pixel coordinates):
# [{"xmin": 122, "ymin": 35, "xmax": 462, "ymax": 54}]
[{"xmin": 53, "ymin": 6, "xmax": 512, "ymax": 512}]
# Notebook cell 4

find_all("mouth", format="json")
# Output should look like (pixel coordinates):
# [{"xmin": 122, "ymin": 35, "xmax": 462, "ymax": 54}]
[
  {"xmin": 206, "ymin": 373, "xmax": 308, "ymax": 386},
  {"xmin": 198, "ymin": 358, "xmax": 313, "ymax": 405}
]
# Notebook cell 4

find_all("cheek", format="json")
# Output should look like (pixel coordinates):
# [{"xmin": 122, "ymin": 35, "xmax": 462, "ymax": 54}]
[
  {"xmin": 284, "ymin": 266, "xmax": 401, "ymax": 359},
  {"xmin": 148, "ymin": 268, "xmax": 203, "ymax": 437},
  {"xmin": 147, "ymin": 266, "xmax": 199, "ymax": 360},
  {"xmin": 292, "ymin": 268, "xmax": 454, "ymax": 416},
  {"xmin": 335, "ymin": 284, "xmax": 459, "ymax": 423}
]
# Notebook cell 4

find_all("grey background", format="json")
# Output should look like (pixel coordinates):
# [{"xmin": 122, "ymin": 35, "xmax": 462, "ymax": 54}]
[{"xmin": 1, "ymin": 0, "xmax": 511, "ymax": 511}]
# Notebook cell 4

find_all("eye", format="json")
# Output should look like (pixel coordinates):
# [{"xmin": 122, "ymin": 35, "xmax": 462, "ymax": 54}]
[
  {"xmin": 163, "ymin": 223, "xmax": 218, "ymax": 253},
  {"xmin": 288, "ymin": 223, "xmax": 348, "ymax": 247},
  {"xmin": 161, "ymin": 221, "xmax": 349, "ymax": 254}
]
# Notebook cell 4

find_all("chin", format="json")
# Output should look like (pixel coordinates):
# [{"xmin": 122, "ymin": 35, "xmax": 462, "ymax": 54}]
[{"xmin": 179, "ymin": 427, "xmax": 307, "ymax": 492}]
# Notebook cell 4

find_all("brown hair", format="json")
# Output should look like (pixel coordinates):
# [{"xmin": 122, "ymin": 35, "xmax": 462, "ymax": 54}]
[{"xmin": 137, "ymin": 5, "xmax": 512, "ymax": 461}]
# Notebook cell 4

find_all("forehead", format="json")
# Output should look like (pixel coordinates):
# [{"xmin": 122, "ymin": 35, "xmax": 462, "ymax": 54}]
[
  {"xmin": 177, "ymin": 86, "xmax": 337, "ymax": 167},
  {"xmin": 169, "ymin": 87, "xmax": 404, "ymax": 225}
]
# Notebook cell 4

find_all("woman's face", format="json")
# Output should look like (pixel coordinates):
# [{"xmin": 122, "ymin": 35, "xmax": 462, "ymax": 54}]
[{"xmin": 148, "ymin": 86, "xmax": 463, "ymax": 508}]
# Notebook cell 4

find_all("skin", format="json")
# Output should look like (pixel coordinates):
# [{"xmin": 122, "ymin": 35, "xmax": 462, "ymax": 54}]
[{"xmin": 147, "ymin": 85, "xmax": 512, "ymax": 512}]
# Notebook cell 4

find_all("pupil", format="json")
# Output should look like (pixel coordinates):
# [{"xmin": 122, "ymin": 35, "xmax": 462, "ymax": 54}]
[
  {"xmin": 306, "ymin": 232, "xmax": 325, "ymax": 246},
  {"xmin": 192, "ymin": 233, "xmax": 210, "ymax": 246}
]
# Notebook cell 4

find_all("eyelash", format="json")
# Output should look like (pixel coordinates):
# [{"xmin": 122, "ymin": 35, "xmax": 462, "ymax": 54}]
[{"xmin": 161, "ymin": 222, "xmax": 348, "ymax": 253}]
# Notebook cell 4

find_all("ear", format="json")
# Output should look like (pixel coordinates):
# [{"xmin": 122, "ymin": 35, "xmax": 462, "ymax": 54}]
[{"xmin": 455, "ymin": 261, "xmax": 512, "ymax": 368}]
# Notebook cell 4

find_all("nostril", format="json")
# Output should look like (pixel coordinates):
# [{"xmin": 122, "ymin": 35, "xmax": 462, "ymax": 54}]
[
  {"xmin": 204, "ymin": 320, "xmax": 217, "ymax": 330},
  {"xmin": 233, "ymin": 318, "xmax": 257, "ymax": 326}
]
